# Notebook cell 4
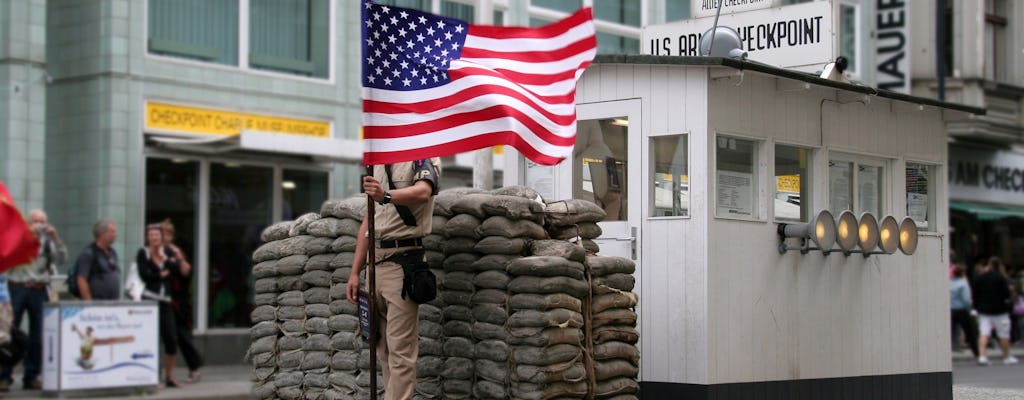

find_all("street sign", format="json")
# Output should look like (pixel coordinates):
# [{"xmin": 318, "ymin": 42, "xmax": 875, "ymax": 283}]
[
  {"xmin": 642, "ymin": 1, "xmax": 834, "ymax": 71},
  {"xmin": 692, "ymin": 0, "xmax": 773, "ymax": 19}
]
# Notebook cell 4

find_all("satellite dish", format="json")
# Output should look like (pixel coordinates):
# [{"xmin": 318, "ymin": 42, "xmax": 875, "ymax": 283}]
[{"xmin": 699, "ymin": 26, "xmax": 748, "ymax": 60}]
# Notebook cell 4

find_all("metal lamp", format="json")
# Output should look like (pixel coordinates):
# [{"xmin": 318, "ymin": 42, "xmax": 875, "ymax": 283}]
[
  {"xmin": 856, "ymin": 212, "xmax": 879, "ymax": 256},
  {"xmin": 778, "ymin": 210, "xmax": 836, "ymax": 254},
  {"xmin": 835, "ymin": 210, "xmax": 859, "ymax": 255},
  {"xmin": 876, "ymin": 216, "xmax": 900, "ymax": 254},
  {"xmin": 898, "ymin": 217, "xmax": 919, "ymax": 255}
]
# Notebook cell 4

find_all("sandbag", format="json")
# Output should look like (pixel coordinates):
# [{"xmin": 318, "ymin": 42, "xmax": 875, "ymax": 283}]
[
  {"xmin": 251, "ymin": 321, "xmax": 280, "ymax": 339},
  {"xmin": 331, "ymin": 331, "xmax": 360, "ymax": 351},
  {"xmin": 331, "ymin": 351, "xmax": 359, "ymax": 371},
  {"xmin": 530, "ymin": 240, "xmax": 586, "ymax": 262},
  {"xmin": 593, "ymin": 341, "xmax": 641, "ymax": 365},
  {"xmin": 419, "ymin": 337, "xmax": 443, "ymax": 356},
  {"xmin": 252, "ymin": 260, "xmax": 279, "ymax": 279},
  {"xmin": 594, "ymin": 359, "xmax": 640, "ymax": 380},
  {"xmin": 593, "ymin": 326, "xmax": 639, "ymax": 344},
  {"xmin": 472, "ymin": 303, "xmax": 508, "ymax": 325},
  {"xmin": 442, "ymin": 305, "xmax": 474, "ymax": 322},
  {"xmin": 443, "ymin": 337, "xmax": 476, "ymax": 359},
  {"xmin": 289, "ymin": 213, "xmax": 320, "ymax": 237},
  {"xmin": 417, "ymin": 355, "xmax": 445, "ymax": 377},
  {"xmin": 473, "ymin": 270, "xmax": 510, "ymax": 290},
  {"xmin": 261, "ymin": 221, "xmax": 293, "ymax": 242},
  {"xmin": 548, "ymin": 222, "xmax": 603, "ymax": 240},
  {"xmin": 472, "ymin": 322, "xmax": 510, "ymax": 341},
  {"xmin": 304, "ymin": 318, "xmax": 330, "ymax": 335},
  {"xmin": 302, "ymin": 236, "xmax": 334, "ymax": 255},
  {"xmin": 591, "ymin": 308, "xmax": 637, "ymax": 329},
  {"xmin": 475, "ymin": 358, "xmax": 509, "ymax": 382},
  {"xmin": 440, "ymin": 290, "xmax": 472, "ymax": 306},
  {"xmin": 471, "ymin": 289, "xmax": 508, "ymax": 305},
  {"xmin": 592, "ymin": 292, "xmax": 638, "ymax": 313},
  {"xmin": 474, "ymin": 340, "xmax": 509, "ymax": 362},
  {"xmin": 301, "ymin": 350, "xmax": 330, "ymax": 370},
  {"xmin": 442, "ymin": 321, "xmax": 473, "ymax": 338},
  {"xmin": 512, "ymin": 344, "xmax": 581, "ymax": 366},
  {"xmin": 508, "ymin": 276, "xmax": 589, "ymax": 298},
  {"xmin": 419, "ymin": 320, "xmax": 444, "ymax": 339},
  {"xmin": 418, "ymin": 304, "xmax": 443, "ymax": 323},
  {"xmin": 303, "ymin": 287, "xmax": 330, "ymax": 304},
  {"xmin": 278, "ymin": 335, "xmax": 304, "ymax": 351},
  {"xmin": 329, "ymin": 197, "xmax": 366, "ymax": 221},
  {"xmin": 490, "ymin": 185, "xmax": 542, "ymax": 200},
  {"xmin": 474, "ymin": 236, "xmax": 528, "ymax": 255},
  {"xmin": 507, "ymin": 256, "xmax": 585, "ymax": 280},
  {"xmin": 330, "ymin": 299, "xmax": 358, "ymax": 316},
  {"xmin": 304, "ymin": 254, "xmax": 335, "ymax": 271},
  {"xmin": 587, "ymin": 255, "xmax": 637, "ymax": 276},
  {"xmin": 445, "ymin": 214, "xmax": 483, "ymax": 239},
  {"xmin": 442, "ymin": 253, "xmax": 479, "ymax": 272},
  {"xmin": 474, "ymin": 379, "xmax": 508, "ymax": 399},
  {"xmin": 509, "ymin": 293, "xmax": 583, "ymax": 313},
  {"xmin": 306, "ymin": 303, "xmax": 331, "ymax": 318},
  {"xmin": 254, "ymin": 293, "xmax": 277, "ymax": 306},
  {"xmin": 515, "ymin": 362, "xmax": 587, "ymax": 384},
  {"xmin": 250, "ymin": 305, "xmax": 276, "ymax": 323},
  {"xmin": 277, "ymin": 276, "xmax": 308, "ymax": 292},
  {"xmin": 594, "ymin": 377, "xmax": 640, "ymax": 397},
  {"xmin": 330, "ymin": 236, "xmax": 358, "ymax": 253},
  {"xmin": 250, "ymin": 335, "xmax": 277, "ymax": 354},
  {"xmin": 328, "ymin": 314, "xmax": 360, "ymax": 332},
  {"xmin": 301, "ymin": 270, "xmax": 332, "ymax": 287},
  {"xmin": 477, "ymin": 216, "xmax": 547, "ymax": 239},
  {"xmin": 472, "ymin": 254, "xmax": 517, "ymax": 272},
  {"xmin": 307, "ymin": 217, "xmax": 357, "ymax": 238},
  {"xmin": 544, "ymin": 199, "xmax": 606, "ymax": 226},
  {"xmin": 507, "ymin": 327, "xmax": 584, "ymax": 347},
  {"xmin": 277, "ymin": 255, "xmax": 309, "ymax": 276},
  {"xmin": 593, "ymin": 273, "xmax": 635, "ymax": 291},
  {"xmin": 254, "ymin": 278, "xmax": 278, "ymax": 294},
  {"xmin": 510, "ymin": 381, "xmax": 588, "ymax": 400},
  {"xmin": 442, "ymin": 357, "xmax": 474, "ymax": 379}
]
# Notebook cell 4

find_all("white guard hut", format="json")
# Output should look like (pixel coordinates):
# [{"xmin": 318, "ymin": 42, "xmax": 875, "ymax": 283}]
[{"xmin": 506, "ymin": 55, "xmax": 983, "ymax": 400}]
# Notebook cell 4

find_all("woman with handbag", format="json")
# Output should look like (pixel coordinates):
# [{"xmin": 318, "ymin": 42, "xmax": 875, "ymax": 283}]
[
  {"xmin": 161, "ymin": 219, "xmax": 203, "ymax": 383},
  {"xmin": 136, "ymin": 224, "xmax": 180, "ymax": 388}
]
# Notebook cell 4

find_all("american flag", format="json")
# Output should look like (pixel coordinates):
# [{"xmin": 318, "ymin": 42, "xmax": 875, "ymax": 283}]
[{"xmin": 361, "ymin": 1, "xmax": 596, "ymax": 166}]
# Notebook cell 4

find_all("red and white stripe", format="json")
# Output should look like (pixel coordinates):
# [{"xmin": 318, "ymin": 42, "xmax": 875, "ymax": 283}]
[{"xmin": 362, "ymin": 7, "xmax": 596, "ymax": 166}]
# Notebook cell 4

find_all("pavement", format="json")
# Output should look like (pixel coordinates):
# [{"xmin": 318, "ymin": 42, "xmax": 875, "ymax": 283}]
[
  {"xmin": 951, "ymin": 343, "xmax": 1024, "ymax": 363},
  {"xmin": 0, "ymin": 364, "xmax": 251, "ymax": 400}
]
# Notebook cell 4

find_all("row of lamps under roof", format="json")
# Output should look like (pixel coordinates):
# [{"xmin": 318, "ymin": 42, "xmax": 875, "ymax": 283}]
[{"xmin": 778, "ymin": 210, "xmax": 918, "ymax": 256}]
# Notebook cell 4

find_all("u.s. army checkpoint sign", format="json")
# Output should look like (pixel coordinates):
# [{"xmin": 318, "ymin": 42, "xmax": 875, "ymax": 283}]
[{"xmin": 642, "ymin": 1, "xmax": 834, "ymax": 71}]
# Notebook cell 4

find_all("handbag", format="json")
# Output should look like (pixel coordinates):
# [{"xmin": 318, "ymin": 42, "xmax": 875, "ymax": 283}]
[
  {"xmin": 391, "ymin": 250, "xmax": 437, "ymax": 304},
  {"xmin": 0, "ymin": 328, "xmax": 27, "ymax": 367},
  {"xmin": 124, "ymin": 261, "xmax": 144, "ymax": 301}
]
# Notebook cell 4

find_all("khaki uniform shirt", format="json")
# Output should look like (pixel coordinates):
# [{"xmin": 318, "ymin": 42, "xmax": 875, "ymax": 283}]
[{"xmin": 371, "ymin": 158, "xmax": 441, "ymax": 244}]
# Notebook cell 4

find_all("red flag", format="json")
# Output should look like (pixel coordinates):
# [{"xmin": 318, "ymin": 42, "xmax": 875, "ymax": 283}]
[
  {"xmin": 0, "ymin": 181, "xmax": 39, "ymax": 273},
  {"xmin": 361, "ymin": 2, "xmax": 596, "ymax": 166}
]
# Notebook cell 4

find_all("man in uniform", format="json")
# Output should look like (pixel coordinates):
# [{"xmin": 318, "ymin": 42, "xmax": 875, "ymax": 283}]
[{"xmin": 347, "ymin": 158, "xmax": 441, "ymax": 400}]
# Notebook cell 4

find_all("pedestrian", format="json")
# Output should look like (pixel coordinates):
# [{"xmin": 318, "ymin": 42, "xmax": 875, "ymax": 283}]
[
  {"xmin": 0, "ymin": 210, "xmax": 66, "ymax": 390},
  {"xmin": 950, "ymin": 265, "xmax": 978, "ymax": 358},
  {"xmin": 161, "ymin": 219, "xmax": 203, "ymax": 383},
  {"xmin": 347, "ymin": 159, "xmax": 441, "ymax": 400},
  {"xmin": 136, "ymin": 224, "xmax": 179, "ymax": 388},
  {"xmin": 0, "ymin": 271, "xmax": 13, "ymax": 392},
  {"xmin": 973, "ymin": 256, "xmax": 1018, "ymax": 365},
  {"xmin": 74, "ymin": 220, "xmax": 120, "ymax": 300}
]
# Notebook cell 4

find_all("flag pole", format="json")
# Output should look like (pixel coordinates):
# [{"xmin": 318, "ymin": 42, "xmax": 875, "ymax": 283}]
[{"xmin": 365, "ymin": 166, "xmax": 378, "ymax": 400}]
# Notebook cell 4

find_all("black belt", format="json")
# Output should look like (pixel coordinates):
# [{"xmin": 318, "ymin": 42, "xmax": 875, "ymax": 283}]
[
  {"xmin": 375, "ymin": 238, "xmax": 423, "ymax": 248},
  {"xmin": 10, "ymin": 282, "xmax": 47, "ymax": 289}
]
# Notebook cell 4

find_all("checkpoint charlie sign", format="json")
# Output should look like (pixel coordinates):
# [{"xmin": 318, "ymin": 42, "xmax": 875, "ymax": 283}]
[
  {"xmin": 692, "ymin": 0, "xmax": 773, "ymax": 19},
  {"xmin": 642, "ymin": 1, "xmax": 833, "ymax": 70}
]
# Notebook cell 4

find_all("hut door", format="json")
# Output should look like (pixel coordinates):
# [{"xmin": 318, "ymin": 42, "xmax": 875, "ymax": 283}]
[{"xmin": 569, "ymin": 100, "xmax": 643, "ymax": 261}]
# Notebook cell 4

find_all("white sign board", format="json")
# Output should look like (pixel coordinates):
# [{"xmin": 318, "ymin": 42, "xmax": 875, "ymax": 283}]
[
  {"xmin": 949, "ymin": 147, "xmax": 1024, "ymax": 206},
  {"xmin": 875, "ymin": 0, "xmax": 910, "ymax": 93},
  {"xmin": 693, "ymin": 0, "xmax": 774, "ymax": 19},
  {"xmin": 642, "ymin": 1, "xmax": 834, "ymax": 70},
  {"xmin": 43, "ymin": 303, "xmax": 160, "ymax": 392}
]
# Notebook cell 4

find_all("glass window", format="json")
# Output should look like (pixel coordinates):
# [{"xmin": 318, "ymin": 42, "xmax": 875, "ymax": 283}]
[
  {"xmin": 249, "ymin": 0, "xmax": 330, "ymax": 78},
  {"xmin": 597, "ymin": 32, "xmax": 640, "ymax": 54},
  {"xmin": 442, "ymin": 1, "xmax": 475, "ymax": 21},
  {"xmin": 148, "ymin": 0, "xmax": 239, "ymax": 66},
  {"xmin": 652, "ymin": 134, "xmax": 689, "ymax": 217},
  {"xmin": 594, "ymin": 0, "xmax": 640, "ymax": 26},
  {"xmin": 828, "ymin": 155, "xmax": 885, "ymax": 218},
  {"xmin": 281, "ymin": 169, "xmax": 329, "ymax": 220},
  {"xmin": 775, "ymin": 145, "xmax": 811, "ymax": 222},
  {"xmin": 575, "ymin": 118, "xmax": 628, "ymax": 221},
  {"xmin": 716, "ymin": 136, "xmax": 758, "ymax": 219},
  {"xmin": 145, "ymin": 158, "xmax": 200, "ymax": 321},
  {"xmin": 839, "ymin": 3, "xmax": 858, "ymax": 75},
  {"xmin": 666, "ymin": 0, "xmax": 691, "ymax": 22},
  {"xmin": 533, "ymin": 0, "xmax": 583, "ymax": 13},
  {"xmin": 905, "ymin": 162, "xmax": 934, "ymax": 230},
  {"xmin": 208, "ymin": 163, "xmax": 273, "ymax": 328},
  {"xmin": 375, "ymin": 0, "xmax": 431, "ymax": 10}
]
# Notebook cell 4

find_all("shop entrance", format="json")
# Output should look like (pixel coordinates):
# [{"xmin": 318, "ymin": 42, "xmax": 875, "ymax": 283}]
[{"xmin": 145, "ymin": 156, "xmax": 330, "ymax": 332}]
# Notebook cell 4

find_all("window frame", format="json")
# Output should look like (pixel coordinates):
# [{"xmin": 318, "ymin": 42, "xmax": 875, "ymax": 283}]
[
  {"xmin": 649, "ymin": 132, "xmax": 691, "ymax": 219},
  {"xmin": 713, "ymin": 132, "xmax": 765, "ymax": 221},
  {"xmin": 827, "ymin": 152, "xmax": 888, "ymax": 219},
  {"xmin": 144, "ymin": 0, "xmax": 336, "ymax": 84},
  {"xmin": 772, "ymin": 142, "xmax": 815, "ymax": 223}
]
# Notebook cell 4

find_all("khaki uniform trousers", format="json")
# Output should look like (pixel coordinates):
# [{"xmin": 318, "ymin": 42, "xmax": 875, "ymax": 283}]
[{"xmin": 373, "ymin": 259, "xmax": 419, "ymax": 400}]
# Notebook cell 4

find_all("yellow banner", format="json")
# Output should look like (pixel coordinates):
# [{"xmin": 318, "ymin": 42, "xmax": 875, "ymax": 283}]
[{"xmin": 146, "ymin": 102, "xmax": 330, "ymax": 138}]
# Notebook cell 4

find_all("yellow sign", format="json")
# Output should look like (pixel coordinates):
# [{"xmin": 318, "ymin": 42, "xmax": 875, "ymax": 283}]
[
  {"xmin": 146, "ymin": 102, "xmax": 330, "ymax": 138},
  {"xmin": 777, "ymin": 175, "xmax": 801, "ymax": 193}
]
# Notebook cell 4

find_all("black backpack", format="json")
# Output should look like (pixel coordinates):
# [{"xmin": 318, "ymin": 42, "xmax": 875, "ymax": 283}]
[
  {"xmin": 0, "ymin": 328, "xmax": 27, "ymax": 367},
  {"xmin": 66, "ymin": 247, "xmax": 100, "ymax": 298}
]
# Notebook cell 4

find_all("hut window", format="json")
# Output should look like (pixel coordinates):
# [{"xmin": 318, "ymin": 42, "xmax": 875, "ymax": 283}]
[
  {"xmin": 774, "ymin": 145, "xmax": 812, "ymax": 222},
  {"xmin": 651, "ymin": 134, "xmax": 689, "ymax": 217},
  {"xmin": 715, "ymin": 136, "xmax": 759, "ymax": 219}
]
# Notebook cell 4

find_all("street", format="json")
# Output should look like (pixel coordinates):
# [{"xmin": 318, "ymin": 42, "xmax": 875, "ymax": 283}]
[{"xmin": 954, "ymin": 358, "xmax": 1024, "ymax": 400}]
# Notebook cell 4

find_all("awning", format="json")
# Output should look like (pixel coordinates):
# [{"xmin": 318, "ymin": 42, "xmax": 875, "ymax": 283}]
[{"xmin": 950, "ymin": 201, "xmax": 1024, "ymax": 221}]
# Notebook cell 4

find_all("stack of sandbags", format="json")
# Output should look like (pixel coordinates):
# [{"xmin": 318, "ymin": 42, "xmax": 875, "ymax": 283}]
[
  {"xmin": 544, "ymin": 199, "xmax": 606, "ymax": 254},
  {"xmin": 438, "ymin": 196, "xmax": 485, "ymax": 399},
  {"xmin": 318, "ymin": 197, "xmax": 383, "ymax": 400},
  {"xmin": 506, "ymin": 255, "xmax": 590, "ymax": 400},
  {"xmin": 249, "ymin": 220, "xmax": 290, "ymax": 399},
  {"xmin": 587, "ymin": 255, "xmax": 640, "ymax": 399},
  {"xmin": 466, "ymin": 187, "xmax": 549, "ymax": 399}
]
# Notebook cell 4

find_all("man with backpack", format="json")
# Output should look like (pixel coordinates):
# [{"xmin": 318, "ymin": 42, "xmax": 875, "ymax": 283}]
[
  {"xmin": 73, "ymin": 220, "xmax": 121, "ymax": 301},
  {"xmin": 0, "ymin": 210, "xmax": 66, "ymax": 391}
]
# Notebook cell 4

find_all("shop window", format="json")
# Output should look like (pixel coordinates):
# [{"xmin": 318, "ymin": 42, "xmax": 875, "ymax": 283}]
[
  {"xmin": 905, "ymin": 162, "xmax": 935, "ymax": 231},
  {"xmin": 651, "ymin": 134, "xmax": 689, "ymax": 217},
  {"xmin": 145, "ymin": 158, "xmax": 200, "ymax": 321},
  {"xmin": 249, "ymin": 0, "xmax": 330, "ymax": 78},
  {"xmin": 282, "ymin": 169, "xmax": 329, "ymax": 220},
  {"xmin": 148, "ymin": 0, "xmax": 333, "ymax": 79},
  {"xmin": 533, "ymin": 0, "xmax": 583, "ymax": 13},
  {"xmin": 775, "ymin": 145, "xmax": 812, "ymax": 222},
  {"xmin": 828, "ymin": 155, "xmax": 885, "ymax": 218},
  {"xmin": 575, "ymin": 118, "xmax": 628, "ymax": 221},
  {"xmin": 716, "ymin": 135, "xmax": 759, "ymax": 219},
  {"xmin": 208, "ymin": 162, "xmax": 273, "ymax": 328},
  {"xmin": 148, "ymin": 0, "xmax": 239, "ymax": 66}
]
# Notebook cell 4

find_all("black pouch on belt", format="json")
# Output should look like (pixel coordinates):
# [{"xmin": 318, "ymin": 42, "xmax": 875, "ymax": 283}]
[{"xmin": 390, "ymin": 249, "xmax": 437, "ymax": 304}]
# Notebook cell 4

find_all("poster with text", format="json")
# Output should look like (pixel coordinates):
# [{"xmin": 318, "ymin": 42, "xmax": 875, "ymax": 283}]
[
  {"xmin": 717, "ymin": 170, "xmax": 754, "ymax": 217},
  {"xmin": 57, "ymin": 304, "xmax": 159, "ymax": 390}
]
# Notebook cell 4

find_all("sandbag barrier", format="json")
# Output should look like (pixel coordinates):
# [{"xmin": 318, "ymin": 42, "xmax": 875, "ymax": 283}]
[{"xmin": 249, "ymin": 188, "xmax": 639, "ymax": 400}]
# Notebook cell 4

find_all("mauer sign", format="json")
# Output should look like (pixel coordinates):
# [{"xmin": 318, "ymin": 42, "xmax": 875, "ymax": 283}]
[
  {"xmin": 642, "ymin": 1, "xmax": 833, "ymax": 71},
  {"xmin": 875, "ymin": 0, "xmax": 910, "ymax": 93},
  {"xmin": 692, "ymin": 0, "xmax": 773, "ymax": 19}
]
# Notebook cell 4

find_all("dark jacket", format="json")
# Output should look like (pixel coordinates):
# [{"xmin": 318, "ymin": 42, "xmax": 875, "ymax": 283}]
[
  {"xmin": 136, "ymin": 246, "xmax": 179, "ymax": 301},
  {"xmin": 972, "ymin": 270, "xmax": 1013, "ymax": 315}
]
